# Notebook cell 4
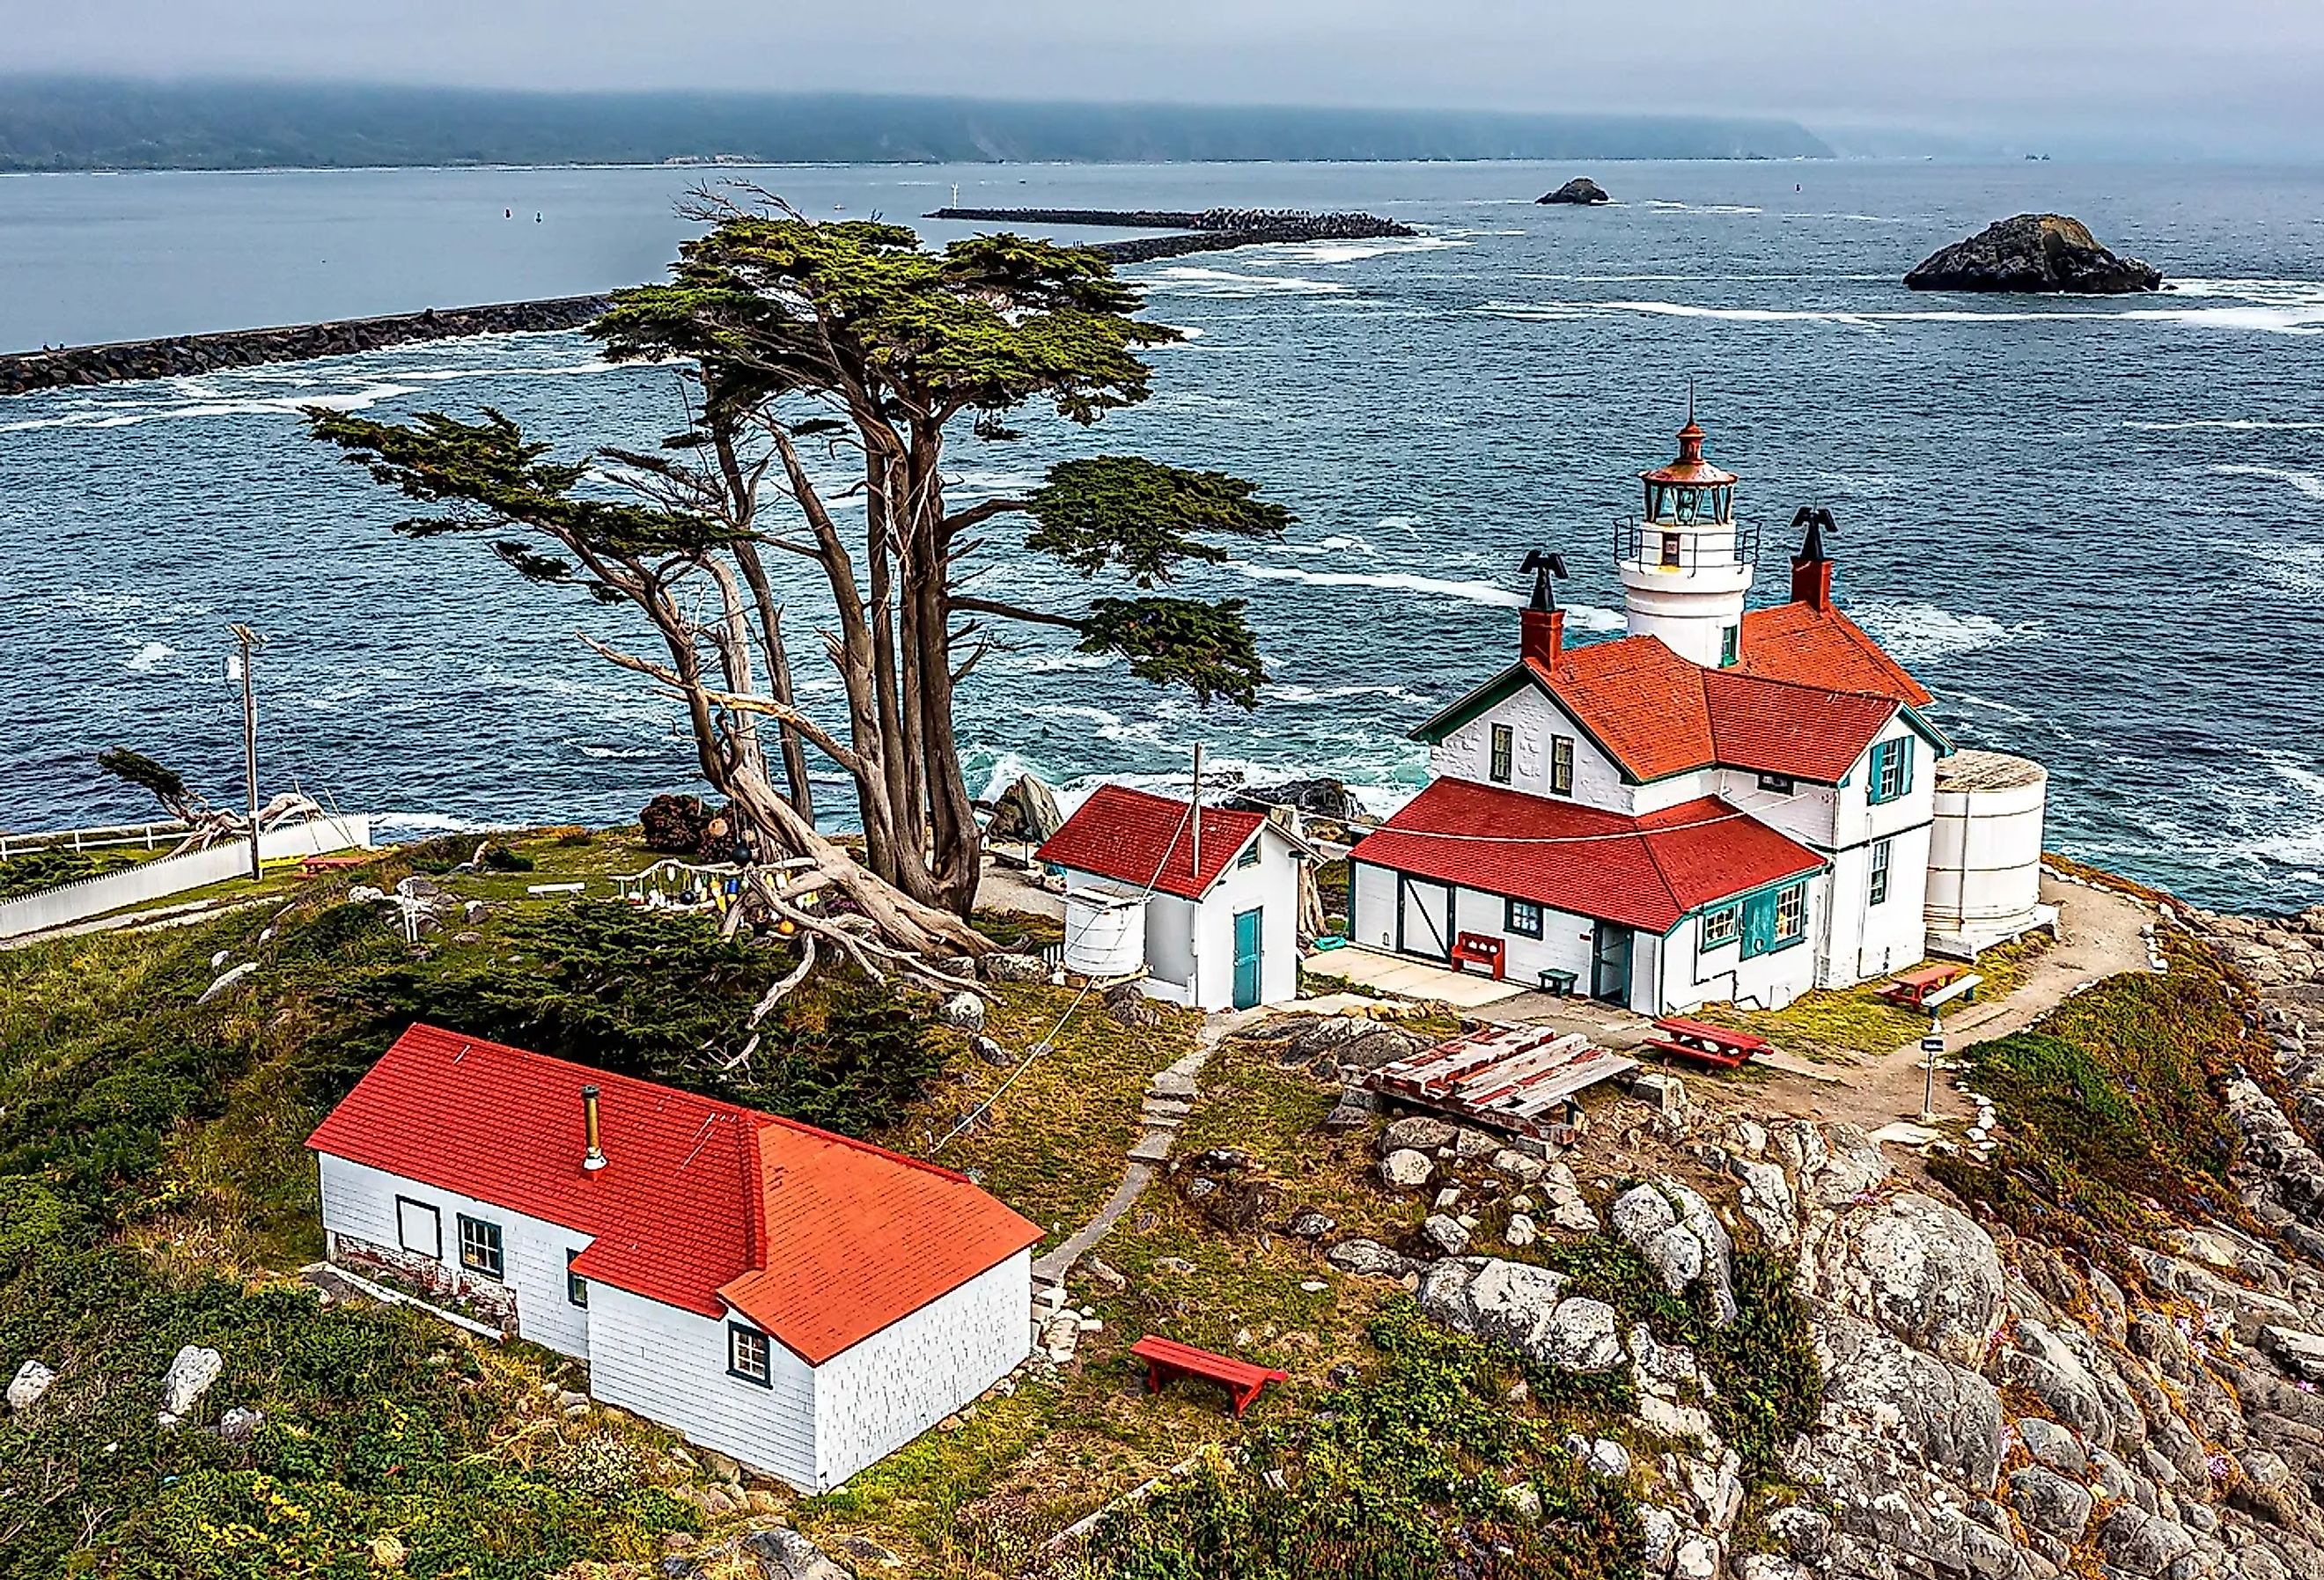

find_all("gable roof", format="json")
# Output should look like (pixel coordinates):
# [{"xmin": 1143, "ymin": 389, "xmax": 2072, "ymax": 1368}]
[
  {"xmin": 1414, "ymin": 606, "xmax": 1940, "ymax": 786},
  {"xmin": 307, "ymin": 1025, "xmax": 1041, "ymax": 1365},
  {"xmin": 1348, "ymin": 779, "xmax": 1824, "ymax": 933},
  {"xmin": 1737, "ymin": 601, "xmax": 1932, "ymax": 708},
  {"xmin": 1037, "ymin": 783, "xmax": 1275, "ymax": 900}
]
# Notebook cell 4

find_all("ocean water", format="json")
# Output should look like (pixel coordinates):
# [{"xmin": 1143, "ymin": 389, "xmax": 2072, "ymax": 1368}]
[{"xmin": 2, "ymin": 159, "xmax": 2321, "ymax": 914}]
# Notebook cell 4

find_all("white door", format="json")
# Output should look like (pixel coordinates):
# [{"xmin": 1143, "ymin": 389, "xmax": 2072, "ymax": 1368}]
[{"xmin": 1396, "ymin": 875, "xmax": 1452, "ymax": 961}]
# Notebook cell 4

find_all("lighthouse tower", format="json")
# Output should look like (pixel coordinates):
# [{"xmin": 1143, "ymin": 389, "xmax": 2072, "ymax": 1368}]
[{"xmin": 1616, "ymin": 402, "xmax": 1758, "ymax": 669}]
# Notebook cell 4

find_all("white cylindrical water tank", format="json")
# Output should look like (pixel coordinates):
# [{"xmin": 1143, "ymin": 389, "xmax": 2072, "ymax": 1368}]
[
  {"xmin": 1063, "ymin": 889, "xmax": 1148, "ymax": 978},
  {"xmin": 1926, "ymin": 751, "xmax": 2048, "ymax": 936}
]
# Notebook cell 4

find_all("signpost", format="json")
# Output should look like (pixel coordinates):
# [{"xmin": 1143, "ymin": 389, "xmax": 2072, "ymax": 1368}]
[{"xmin": 1919, "ymin": 1015, "xmax": 1945, "ymax": 1123}]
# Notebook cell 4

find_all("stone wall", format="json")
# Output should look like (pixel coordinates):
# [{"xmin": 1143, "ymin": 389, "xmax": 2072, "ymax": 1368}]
[
  {"xmin": 332, "ymin": 1233, "xmax": 521, "ymax": 1336},
  {"xmin": 0, "ymin": 296, "xmax": 610, "ymax": 396}
]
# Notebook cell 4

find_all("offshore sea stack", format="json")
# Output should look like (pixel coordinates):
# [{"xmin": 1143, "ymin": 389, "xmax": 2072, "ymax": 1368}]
[
  {"xmin": 1905, "ymin": 214, "xmax": 2162, "ymax": 294},
  {"xmin": 1537, "ymin": 177, "xmax": 1612, "ymax": 205}
]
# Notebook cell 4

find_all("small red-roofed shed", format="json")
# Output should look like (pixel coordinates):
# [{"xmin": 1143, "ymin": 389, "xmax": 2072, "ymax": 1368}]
[
  {"xmin": 308, "ymin": 1024, "xmax": 1041, "ymax": 1493},
  {"xmin": 1038, "ymin": 783, "xmax": 1313, "ymax": 1011}
]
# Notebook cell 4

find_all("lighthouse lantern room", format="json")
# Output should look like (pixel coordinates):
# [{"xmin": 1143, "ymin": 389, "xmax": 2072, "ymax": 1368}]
[{"xmin": 1615, "ymin": 398, "xmax": 1760, "ymax": 670}]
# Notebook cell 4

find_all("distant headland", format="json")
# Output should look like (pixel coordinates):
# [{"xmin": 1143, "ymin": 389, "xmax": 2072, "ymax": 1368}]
[
  {"xmin": 926, "ymin": 207, "xmax": 1416, "ymax": 262},
  {"xmin": 0, "ymin": 77, "xmax": 1835, "ymax": 172}
]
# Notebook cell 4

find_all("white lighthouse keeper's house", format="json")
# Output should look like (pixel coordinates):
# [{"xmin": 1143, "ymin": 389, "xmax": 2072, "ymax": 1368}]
[
  {"xmin": 307, "ymin": 1024, "xmax": 1042, "ymax": 1492},
  {"xmin": 1037, "ymin": 783, "xmax": 1310, "ymax": 1011},
  {"xmin": 1348, "ymin": 409, "xmax": 2040, "ymax": 1016}
]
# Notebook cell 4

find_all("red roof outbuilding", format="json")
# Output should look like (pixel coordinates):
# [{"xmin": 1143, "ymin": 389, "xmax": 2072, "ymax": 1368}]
[
  {"xmin": 1348, "ymin": 779, "xmax": 1824, "ymax": 934},
  {"xmin": 1036, "ymin": 783, "xmax": 1275, "ymax": 900},
  {"xmin": 307, "ymin": 1025, "xmax": 1041, "ymax": 1365}
]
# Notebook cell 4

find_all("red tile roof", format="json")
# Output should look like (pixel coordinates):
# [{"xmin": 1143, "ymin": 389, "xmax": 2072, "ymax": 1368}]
[
  {"xmin": 1348, "ymin": 779, "xmax": 1823, "ymax": 933},
  {"xmin": 307, "ymin": 1025, "xmax": 1041, "ymax": 1365},
  {"xmin": 1037, "ymin": 783, "xmax": 1269, "ymax": 900},
  {"xmin": 1737, "ymin": 601, "xmax": 1931, "ymax": 708}
]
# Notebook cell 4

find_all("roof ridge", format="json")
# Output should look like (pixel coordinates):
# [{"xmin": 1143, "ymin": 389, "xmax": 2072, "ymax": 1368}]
[{"xmin": 756, "ymin": 1110, "xmax": 976, "ymax": 1187}]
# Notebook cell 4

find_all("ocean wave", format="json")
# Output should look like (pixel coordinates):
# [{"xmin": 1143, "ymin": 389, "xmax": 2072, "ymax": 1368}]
[
  {"xmin": 1478, "ymin": 289, "xmax": 2324, "ymax": 336},
  {"xmin": 2210, "ymin": 463, "xmax": 2324, "ymax": 502},
  {"xmin": 2128, "ymin": 418, "xmax": 2324, "ymax": 432},
  {"xmin": 1222, "ymin": 561, "xmax": 1629, "ymax": 629},
  {"xmin": 573, "ymin": 742, "xmax": 666, "ymax": 761},
  {"xmin": 1142, "ymin": 267, "xmax": 1354, "ymax": 298},
  {"xmin": 370, "ymin": 811, "xmax": 508, "ymax": 836},
  {"xmin": 125, "ymin": 641, "xmax": 175, "ymax": 672},
  {"xmin": 1848, "ymin": 599, "xmax": 2036, "ymax": 664},
  {"xmin": 1249, "ymin": 236, "xmax": 1472, "ymax": 266}
]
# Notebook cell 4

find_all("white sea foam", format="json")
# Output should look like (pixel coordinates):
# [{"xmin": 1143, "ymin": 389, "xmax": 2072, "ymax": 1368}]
[
  {"xmin": 1478, "ymin": 282, "xmax": 2324, "ymax": 337},
  {"xmin": 573, "ymin": 742, "xmax": 666, "ymax": 761},
  {"xmin": 1142, "ymin": 267, "xmax": 1353, "ymax": 298},
  {"xmin": 1849, "ymin": 599, "xmax": 2035, "ymax": 664},
  {"xmin": 2210, "ymin": 464, "xmax": 2324, "ymax": 502},
  {"xmin": 1223, "ymin": 560, "xmax": 1628, "ymax": 628},
  {"xmin": 1263, "ymin": 681, "xmax": 1436, "ymax": 707},
  {"xmin": 1250, "ymin": 236, "xmax": 1471, "ymax": 266},
  {"xmin": 2127, "ymin": 418, "xmax": 2324, "ymax": 432},
  {"xmin": 370, "ymin": 811, "xmax": 507, "ymax": 836},
  {"xmin": 126, "ymin": 641, "xmax": 174, "ymax": 672}
]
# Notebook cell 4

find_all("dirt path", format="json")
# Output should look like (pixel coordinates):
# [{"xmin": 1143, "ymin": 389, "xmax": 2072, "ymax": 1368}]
[{"xmin": 1743, "ymin": 873, "xmax": 2156, "ymax": 1134}]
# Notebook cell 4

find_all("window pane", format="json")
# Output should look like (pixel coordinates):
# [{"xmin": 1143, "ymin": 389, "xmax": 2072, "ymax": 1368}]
[{"xmin": 1551, "ymin": 737, "xmax": 1574, "ymax": 796}]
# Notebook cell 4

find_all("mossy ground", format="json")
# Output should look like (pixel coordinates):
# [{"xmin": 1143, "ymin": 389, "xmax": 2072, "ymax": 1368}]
[{"xmin": 1697, "ymin": 934, "xmax": 2048, "ymax": 1062}]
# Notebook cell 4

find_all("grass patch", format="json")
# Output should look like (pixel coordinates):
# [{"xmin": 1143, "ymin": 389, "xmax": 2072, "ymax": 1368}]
[
  {"xmin": 1700, "ymin": 935, "xmax": 2048, "ymax": 1062},
  {"xmin": 1931, "ymin": 930, "xmax": 2260, "ymax": 1268}
]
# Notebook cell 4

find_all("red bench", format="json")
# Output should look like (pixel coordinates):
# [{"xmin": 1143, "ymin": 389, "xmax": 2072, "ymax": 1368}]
[
  {"xmin": 1644, "ymin": 1016, "xmax": 1769, "ymax": 1070},
  {"xmin": 1449, "ymin": 931, "xmax": 1506, "ymax": 981},
  {"xmin": 1129, "ymin": 1335, "xmax": 1289, "ymax": 1420}
]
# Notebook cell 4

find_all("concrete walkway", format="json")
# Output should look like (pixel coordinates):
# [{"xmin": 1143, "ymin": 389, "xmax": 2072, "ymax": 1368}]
[{"xmin": 1031, "ymin": 1007, "xmax": 1263, "ymax": 1287}]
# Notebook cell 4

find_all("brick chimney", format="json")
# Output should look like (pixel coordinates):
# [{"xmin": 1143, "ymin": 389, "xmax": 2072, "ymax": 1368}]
[
  {"xmin": 1521, "ymin": 604, "xmax": 1565, "ymax": 666},
  {"xmin": 1790, "ymin": 506, "xmax": 1835, "ymax": 611}
]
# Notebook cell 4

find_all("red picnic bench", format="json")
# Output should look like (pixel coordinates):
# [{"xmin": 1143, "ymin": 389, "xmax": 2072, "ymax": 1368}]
[
  {"xmin": 297, "ymin": 854, "xmax": 369, "ymax": 876},
  {"xmin": 1129, "ymin": 1335, "xmax": 1289, "ymax": 1420},
  {"xmin": 1449, "ymin": 930, "xmax": 1506, "ymax": 981},
  {"xmin": 1642, "ymin": 1016, "xmax": 1769, "ymax": 1071},
  {"xmin": 1878, "ymin": 962, "xmax": 1981, "ymax": 1012}
]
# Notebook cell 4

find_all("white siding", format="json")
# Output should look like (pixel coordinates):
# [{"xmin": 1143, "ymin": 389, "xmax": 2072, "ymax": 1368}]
[
  {"xmin": 1827, "ymin": 822, "xmax": 1933, "ymax": 983},
  {"xmin": 585, "ymin": 1282, "xmax": 819, "ymax": 1490},
  {"xmin": 1184, "ymin": 830, "xmax": 1301, "ymax": 1010},
  {"xmin": 813, "ymin": 1249, "xmax": 1031, "ymax": 1488},
  {"xmin": 1350, "ymin": 861, "xmax": 1400, "ymax": 953},
  {"xmin": 1144, "ymin": 893, "xmax": 1198, "ymax": 992},
  {"xmin": 1429, "ymin": 687, "xmax": 1630, "ymax": 813},
  {"xmin": 1659, "ymin": 875, "xmax": 1826, "ymax": 1014},
  {"xmin": 1448, "ymin": 885, "xmax": 1595, "ymax": 988},
  {"xmin": 317, "ymin": 1153, "xmax": 593, "ymax": 1358}
]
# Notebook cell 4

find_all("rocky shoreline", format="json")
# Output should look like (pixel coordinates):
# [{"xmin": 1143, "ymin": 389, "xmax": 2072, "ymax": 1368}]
[
  {"xmin": 927, "ymin": 205, "xmax": 1417, "ymax": 263},
  {"xmin": 0, "ymin": 295, "xmax": 611, "ymax": 397}
]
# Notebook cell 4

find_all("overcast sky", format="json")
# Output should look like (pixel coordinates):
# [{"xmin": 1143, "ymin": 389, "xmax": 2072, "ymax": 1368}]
[{"xmin": 13, "ymin": 1, "xmax": 2320, "ymax": 155}]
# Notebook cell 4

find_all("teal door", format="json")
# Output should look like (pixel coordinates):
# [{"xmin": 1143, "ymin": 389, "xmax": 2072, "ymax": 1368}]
[
  {"xmin": 1740, "ymin": 891, "xmax": 1778, "ymax": 959},
  {"xmin": 1591, "ymin": 922, "xmax": 1632, "ymax": 1006},
  {"xmin": 1232, "ymin": 908, "xmax": 1264, "ymax": 1010}
]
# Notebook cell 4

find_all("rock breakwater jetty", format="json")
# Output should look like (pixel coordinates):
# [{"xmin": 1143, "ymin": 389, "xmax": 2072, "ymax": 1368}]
[
  {"xmin": 926, "ymin": 206, "xmax": 1416, "ymax": 263},
  {"xmin": 0, "ymin": 295, "xmax": 611, "ymax": 397}
]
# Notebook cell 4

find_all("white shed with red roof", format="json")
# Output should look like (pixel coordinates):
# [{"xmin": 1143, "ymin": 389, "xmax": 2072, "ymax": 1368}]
[
  {"xmin": 1036, "ymin": 784, "xmax": 1309, "ymax": 1011},
  {"xmin": 306, "ymin": 1024, "xmax": 1041, "ymax": 1491}
]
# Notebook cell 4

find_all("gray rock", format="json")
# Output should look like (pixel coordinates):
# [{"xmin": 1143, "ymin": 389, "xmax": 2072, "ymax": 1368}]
[
  {"xmin": 1672, "ymin": 1535, "xmax": 1720, "ymax": 1580},
  {"xmin": 1416, "ymin": 1257, "xmax": 1624, "ymax": 1371},
  {"xmin": 1450, "ymin": 1127, "xmax": 1500, "ymax": 1162},
  {"xmin": 1504, "ymin": 1212, "xmax": 1537, "ymax": 1248},
  {"xmin": 2098, "ymin": 1504, "xmax": 2197, "ymax": 1577},
  {"xmin": 2259, "ymin": 1324, "xmax": 2324, "ymax": 1382},
  {"xmin": 159, "ymin": 1344, "xmax": 223, "ymax": 1421},
  {"xmin": 219, "ymin": 1406, "xmax": 264, "ymax": 1442},
  {"xmin": 939, "ymin": 992, "xmax": 986, "ymax": 1030},
  {"xmin": 1812, "ymin": 1191, "xmax": 2005, "ymax": 1369},
  {"xmin": 1326, "ymin": 1238, "xmax": 1409, "ymax": 1279},
  {"xmin": 980, "ymin": 952, "xmax": 1048, "ymax": 983},
  {"xmin": 1501, "ymin": 1481, "xmax": 1542, "ymax": 1522},
  {"xmin": 1420, "ymin": 1213, "xmax": 1471, "ymax": 1256},
  {"xmin": 1814, "ymin": 1314, "xmax": 2007, "ymax": 1492},
  {"xmin": 740, "ymin": 1527, "xmax": 856, "ymax": 1580},
  {"xmin": 6, "ymin": 1360, "xmax": 55, "ymax": 1413},
  {"xmin": 1613, "ymin": 1180, "xmax": 1734, "ymax": 1323},
  {"xmin": 971, "ymin": 1033, "xmax": 1014, "ymax": 1068},
  {"xmin": 1491, "ymin": 1147, "xmax": 1546, "ymax": 1184},
  {"xmin": 985, "ymin": 774, "xmax": 1064, "ymax": 844},
  {"xmin": 1906, "ymin": 214, "xmax": 2163, "ymax": 294},
  {"xmin": 1379, "ymin": 1148, "xmax": 1434, "ymax": 1188},
  {"xmin": 1638, "ymin": 1504, "xmax": 1681, "ymax": 1575},
  {"xmin": 1730, "ymin": 1155, "xmax": 1797, "ymax": 1249},
  {"xmin": 1538, "ymin": 1162, "xmax": 1601, "ymax": 1233},
  {"xmin": 2007, "ymin": 1466, "xmax": 2094, "ymax": 1542},
  {"xmin": 1612, "ymin": 1182, "xmax": 1679, "ymax": 1246},
  {"xmin": 1538, "ymin": 177, "xmax": 1613, "ymax": 205},
  {"xmin": 1763, "ymin": 1505, "xmax": 1831, "ymax": 1564},
  {"xmin": 1284, "ymin": 1209, "xmax": 1336, "ymax": 1240},
  {"xmin": 1380, "ymin": 1114, "xmax": 1457, "ymax": 1155},
  {"xmin": 2016, "ymin": 1415, "xmax": 2087, "ymax": 1477}
]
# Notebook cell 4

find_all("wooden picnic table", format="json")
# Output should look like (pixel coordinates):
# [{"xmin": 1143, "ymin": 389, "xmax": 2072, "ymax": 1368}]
[
  {"xmin": 1879, "ymin": 962, "xmax": 1976, "ymax": 1011},
  {"xmin": 1643, "ymin": 1015, "xmax": 1769, "ymax": 1070},
  {"xmin": 1129, "ymin": 1335, "xmax": 1289, "ymax": 1420}
]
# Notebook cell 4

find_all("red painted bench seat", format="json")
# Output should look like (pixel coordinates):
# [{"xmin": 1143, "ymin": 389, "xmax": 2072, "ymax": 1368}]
[
  {"xmin": 1449, "ymin": 931, "xmax": 1506, "ymax": 981},
  {"xmin": 1130, "ymin": 1335, "xmax": 1289, "ymax": 1419}
]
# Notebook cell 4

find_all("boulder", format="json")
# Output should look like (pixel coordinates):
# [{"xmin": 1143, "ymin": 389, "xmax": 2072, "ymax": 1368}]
[
  {"xmin": 1813, "ymin": 1314, "xmax": 2007, "ymax": 1492},
  {"xmin": 1905, "ymin": 214, "xmax": 2162, "ymax": 294},
  {"xmin": 159, "ymin": 1344, "xmax": 224, "ymax": 1422},
  {"xmin": 1812, "ymin": 1191, "xmax": 2005, "ymax": 1369},
  {"xmin": 984, "ymin": 774, "xmax": 1064, "ymax": 845},
  {"xmin": 1416, "ymin": 1256, "xmax": 1624, "ymax": 1371},
  {"xmin": 1227, "ymin": 777, "xmax": 1361, "ymax": 821},
  {"xmin": 2260, "ymin": 1323, "xmax": 2324, "ymax": 1382},
  {"xmin": 2006, "ymin": 1466, "xmax": 2094, "ymax": 1543},
  {"xmin": 1504, "ymin": 1212, "xmax": 1538, "ymax": 1248},
  {"xmin": 1421, "ymin": 1213, "xmax": 1472, "ymax": 1256},
  {"xmin": 2096, "ymin": 1504, "xmax": 2198, "ymax": 1577},
  {"xmin": 1538, "ymin": 177, "xmax": 1612, "ymax": 205},
  {"xmin": 1490, "ymin": 1148, "xmax": 1546, "ymax": 1184},
  {"xmin": 1379, "ymin": 1148, "xmax": 1435, "ymax": 1188},
  {"xmin": 1326, "ymin": 1238, "xmax": 1410, "ymax": 1278},
  {"xmin": 741, "ymin": 1527, "xmax": 856, "ymax": 1580},
  {"xmin": 6, "ymin": 1360, "xmax": 55, "ymax": 1413},
  {"xmin": 1613, "ymin": 1180, "xmax": 1735, "ymax": 1323},
  {"xmin": 1380, "ymin": 1114, "xmax": 1458, "ymax": 1155},
  {"xmin": 219, "ymin": 1405, "xmax": 265, "ymax": 1442},
  {"xmin": 980, "ymin": 952, "xmax": 1048, "ymax": 983},
  {"xmin": 939, "ymin": 992, "xmax": 986, "ymax": 1031}
]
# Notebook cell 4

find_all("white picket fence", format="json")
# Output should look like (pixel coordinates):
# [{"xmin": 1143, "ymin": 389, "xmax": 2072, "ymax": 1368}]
[{"xmin": 0, "ymin": 814, "xmax": 372, "ymax": 941}]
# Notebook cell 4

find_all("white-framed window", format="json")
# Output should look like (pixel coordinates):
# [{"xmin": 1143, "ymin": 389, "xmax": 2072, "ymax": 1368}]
[
  {"xmin": 1775, "ymin": 882, "xmax": 1806, "ymax": 942},
  {"xmin": 1701, "ymin": 906, "xmax": 1739, "ymax": 948},
  {"xmin": 1506, "ymin": 898, "xmax": 1543, "ymax": 938},
  {"xmin": 1870, "ymin": 839, "xmax": 1893, "ymax": 907},
  {"xmin": 395, "ymin": 1196, "xmax": 441, "ymax": 1260},
  {"xmin": 1489, "ymin": 724, "xmax": 1513, "ymax": 783},
  {"xmin": 729, "ymin": 1323, "xmax": 773, "ymax": 1386},
  {"xmin": 457, "ymin": 1214, "xmax": 504, "ymax": 1281},
  {"xmin": 1550, "ymin": 736, "xmax": 1575, "ymax": 797}
]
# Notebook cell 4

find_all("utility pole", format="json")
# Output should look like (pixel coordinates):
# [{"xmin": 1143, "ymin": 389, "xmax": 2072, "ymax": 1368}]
[
  {"xmin": 1189, "ymin": 741, "xmax": 1205, "ymax": 876},
  {"xmin": 228, "ymin": 623, "xmax": 264, "ymax": 882}
]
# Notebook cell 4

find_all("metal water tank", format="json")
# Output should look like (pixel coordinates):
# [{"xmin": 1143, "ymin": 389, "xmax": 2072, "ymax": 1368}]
[
  {"xmin": 1063, "ymin": 888, "xmax": 1149, "ymax": 978},
  {"xmin": 1926, "ymin": 751, "xmax": 2048, "ymax": 943}
]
